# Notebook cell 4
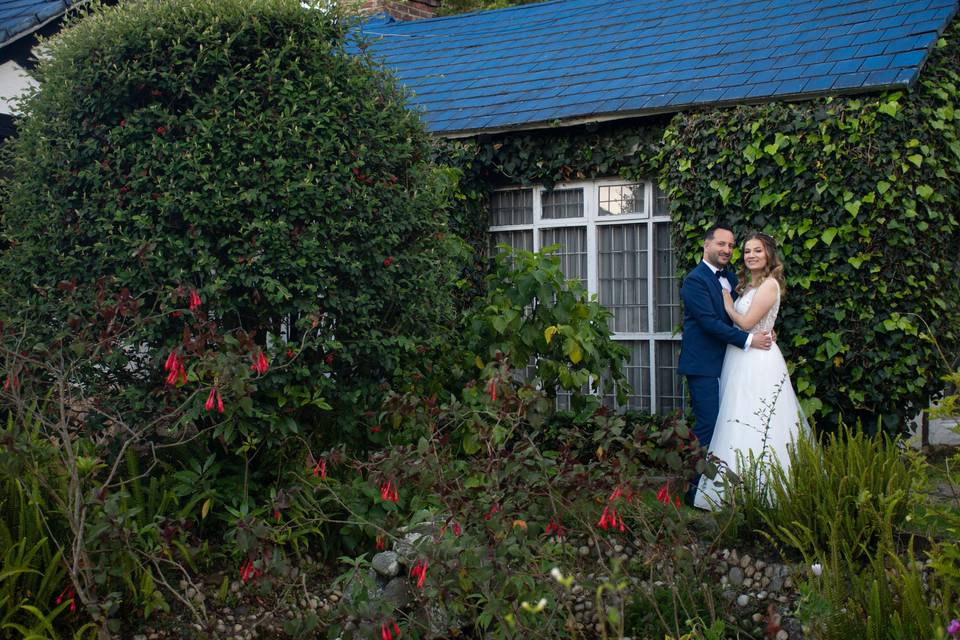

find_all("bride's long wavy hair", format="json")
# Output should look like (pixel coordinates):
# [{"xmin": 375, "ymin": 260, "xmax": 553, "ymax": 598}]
[{"xmin": 736, "ymin": 231, "xmax": 786, "ymax": 295}]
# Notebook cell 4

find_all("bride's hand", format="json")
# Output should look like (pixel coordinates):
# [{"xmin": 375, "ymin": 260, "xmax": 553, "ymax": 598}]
[{"xmin": 722, "ymin": 289, "xmax": 734, "ymax": 314}]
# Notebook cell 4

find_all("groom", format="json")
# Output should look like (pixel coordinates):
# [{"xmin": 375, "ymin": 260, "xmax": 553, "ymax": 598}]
[{"xmin": 678, "ymin": 224, "xmax": 773, "ymax": 503}]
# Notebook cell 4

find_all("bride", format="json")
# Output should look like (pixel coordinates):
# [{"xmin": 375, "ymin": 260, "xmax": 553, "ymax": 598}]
[{"xmin": 694, "ymin": 231, "xmax": 805, "ymax": 510}]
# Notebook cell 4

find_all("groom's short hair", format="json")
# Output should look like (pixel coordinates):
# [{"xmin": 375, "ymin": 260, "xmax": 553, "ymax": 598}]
[{"xmin": 704, "ymin": 223, "xmax": 734, "ymax": 241}]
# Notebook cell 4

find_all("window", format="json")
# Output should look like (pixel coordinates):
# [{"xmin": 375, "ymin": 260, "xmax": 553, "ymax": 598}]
[{"xmin": 489, "ymin": 180, "xmax": 683, "ymax": 413}]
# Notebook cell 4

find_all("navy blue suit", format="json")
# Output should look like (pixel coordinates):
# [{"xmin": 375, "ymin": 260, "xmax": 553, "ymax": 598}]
[{"xmin": 678, "ymin": 261, "xmax": 750, "ymax": 452}]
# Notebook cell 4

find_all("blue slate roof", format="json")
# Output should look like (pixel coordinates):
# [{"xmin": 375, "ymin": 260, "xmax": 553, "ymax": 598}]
[
  {"xmin": 0, "ymin": 0, "xmax": 85, "ymax": 50},
  {"xmin": 360, "ymin": 0, "xmax": 958, "ymax": 136}
]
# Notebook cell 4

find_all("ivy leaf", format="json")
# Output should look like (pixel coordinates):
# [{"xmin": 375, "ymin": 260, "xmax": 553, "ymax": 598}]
[
  {"xmin": 916, "ymin": 184, "xmax": 934, "ymax": 200},
  {"xmin": 821, "ymin": 228, "xmax": 838, "ymax": 245},
  {"xmin": 877, "ymin": 100, "xmax": 899, "ymax": 117},
  {"xmin": 844, "ymin": 200, "xmax": 862, "ymax": 216},
  {"xmin": 907, "ymin": 154, "xmax": 924, "ymax": 167},
  {"xmin": 876, "ymin": 180, "xmax": 891, "ymax": 194}
]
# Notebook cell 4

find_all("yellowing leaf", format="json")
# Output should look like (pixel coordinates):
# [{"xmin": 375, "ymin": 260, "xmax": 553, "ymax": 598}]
[
  {"xmin": 544, "ymin": 325, "xmax": 558, "ymax": 344},
  {"xmin": 567, "ymin": 340, "xmax": 583, "ymax": 364},
  {"xmin": 474, "ymin": 355, "xmax": 484, "ymax": 369},
  {"xmin": 201, "ymin": 498, "xmax": 212, "ymax": 519}
]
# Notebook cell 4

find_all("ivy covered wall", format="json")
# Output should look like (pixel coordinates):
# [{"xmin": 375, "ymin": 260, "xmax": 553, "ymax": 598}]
[
  {"xmin": 442, "ymin": 22, "xmax": 960, "ymax": 433},
  {"xmin": 656, "ymin": 25, "xmax": 960, "ymax": 432}
]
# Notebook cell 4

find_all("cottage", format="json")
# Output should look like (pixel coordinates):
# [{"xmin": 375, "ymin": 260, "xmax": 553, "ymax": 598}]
[{"xmin": 359, "ymin": 0, "xmax": 959, "ymax": 421}]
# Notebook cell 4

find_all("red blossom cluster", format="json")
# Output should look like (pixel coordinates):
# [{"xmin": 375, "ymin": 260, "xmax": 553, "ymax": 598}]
[
  {"xmin": 485, "ymin": 377, "xmax": 497, "ymax": 402},
  {"xmin": 409, "ymin": 559, "xmax": 428, "ymax": 589},
  {"xmin": 597, "ymin": 486, "xmax": 626, "ymax": 532},
  {"xmin": 656, "ymin": 481, "xmax": 680, "ymax": 509},
  {"xmin": 55, "ymin": 585, "xmax": 76, "ymax": 613},
  {"xmin": 163, "ymin": 350, "xmax": 186, "ymax": 386},
  {"xmin": 3, "ymin": 371, "xmax": 19, "ymax": 391},
  {"xmin": 204, "ymin": 386, "xmax": 224, "ymax": 413},
  {"xmin": 380, "ymin": 480, "xmax": 399, "ymax": 503},
  {"xmin": 376, "ymin": 535, "xmax": 386, "ymax": 551},
  {"xmin": 250, "ymin": 351, "xmax": 269, "ymax": 375},
  {"xmin": 380, "ymin": 620, "xmax": 401, "ymax": 640},
  {"xmin": 483, "ymin": 503, "xmax": 501, "ymax": 521},
  {"xmin": 545, "ymin": 518, "xmax": 566, "ymax": 538}
]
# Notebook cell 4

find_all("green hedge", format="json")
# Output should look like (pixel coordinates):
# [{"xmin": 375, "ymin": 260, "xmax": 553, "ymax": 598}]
[
  {"xmin": 0, "ymin": 0, "xmax": 459, "ymax": 443},
  {"xmin": 655, "ymin": 27, "xmax": 960, "ymax": 432}
]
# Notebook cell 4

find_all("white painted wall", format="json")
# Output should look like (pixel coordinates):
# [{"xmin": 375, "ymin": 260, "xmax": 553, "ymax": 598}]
[{"xmin": 0, "ymin": 59, "xmax": 35, "ymax": 115}]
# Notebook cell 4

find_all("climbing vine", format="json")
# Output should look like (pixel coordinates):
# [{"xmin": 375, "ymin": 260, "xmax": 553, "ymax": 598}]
[{"xmin": 655, "ymin": 28, "xmax": 960, "ymax": 432}]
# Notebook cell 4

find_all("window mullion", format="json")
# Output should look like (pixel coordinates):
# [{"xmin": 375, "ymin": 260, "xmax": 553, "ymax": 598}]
[{"xmin": 586, "ymin": 184, "xmax": 599, "ymax": 298}]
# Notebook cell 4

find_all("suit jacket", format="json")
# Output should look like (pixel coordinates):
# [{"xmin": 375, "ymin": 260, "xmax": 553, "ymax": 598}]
[{"xmin": 677, "ymin": 261, "xmax": 750, "ymax": 377}]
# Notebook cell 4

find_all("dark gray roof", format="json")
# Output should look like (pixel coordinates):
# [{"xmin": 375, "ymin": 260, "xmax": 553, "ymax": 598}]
[
  {"xmin": 0, "ymin": 0, "xmax": 86, "ymax": 50},
  {"xmin": 361, "ymin": 0, "xmax": 958, "ymax": 136}
]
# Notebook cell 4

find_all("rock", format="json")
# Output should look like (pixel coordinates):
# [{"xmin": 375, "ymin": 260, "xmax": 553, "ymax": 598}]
[
  {"xmin": 736, "ymin": 594, "xmax": 750, "ymax": 607},
  {"xmin": 745, "ymin": 565, "xmax": 756, "ymax": 578},
  {"xmin": 372, "ymin": 551, "xmax": 401, "ymax": 577},
  {"xmin": 728, "ymin": 566, "xmax": 744, "ymax": 586},
  {"xmin": 776, "ymin": 631, "xmax": 789, "ymax": 640},
  {"xmin": 382, "ymin": 577, "xmax": 413, "ymax": 609},
  {"xmin": 579, "ymin": 546, "xmax": 590, "ymax": 557},
  {"xmin": 743, "ymin": 577, "xmax": 753, "ymax": 589},
  {"xmin": 757, "ymin": 590, "xmax": 767, "ymax": 600},
  {"xmin": 769, "ymin": 576, "xmax": 784, "ymax": 592},
  {"xmin": 740, "ymin": 554, "xmax": 752, "ymax": 569}
]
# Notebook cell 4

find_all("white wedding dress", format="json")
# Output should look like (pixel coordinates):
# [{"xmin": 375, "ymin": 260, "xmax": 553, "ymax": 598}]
[{"xmin": 694, "ymin": 282, "xmax": 806, "ymax": 510}]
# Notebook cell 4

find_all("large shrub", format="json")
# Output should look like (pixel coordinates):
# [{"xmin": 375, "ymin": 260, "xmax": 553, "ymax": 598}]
[
  {"xmin": 0, "ymin": 0, "xmax": 459, "ymax": 444},
  {"xmin": 657, "ymin": 27, "xmax": 960, "ymax": 432}
]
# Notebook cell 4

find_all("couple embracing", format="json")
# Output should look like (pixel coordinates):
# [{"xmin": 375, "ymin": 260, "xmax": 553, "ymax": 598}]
[{"xmin": 678, "ymin": 224, "xmax": 805, "ymax": 510}]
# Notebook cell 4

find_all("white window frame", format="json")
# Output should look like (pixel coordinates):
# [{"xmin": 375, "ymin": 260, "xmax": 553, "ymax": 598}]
[{"xmin": 489, "ymin": 178, "xmax": 682, "ymax": 413}]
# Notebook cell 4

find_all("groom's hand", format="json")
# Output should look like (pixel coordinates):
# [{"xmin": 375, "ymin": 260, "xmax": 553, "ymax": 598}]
[{"xmin": 751, "ymin": 332, "xmax": 773, "ymax": 350}]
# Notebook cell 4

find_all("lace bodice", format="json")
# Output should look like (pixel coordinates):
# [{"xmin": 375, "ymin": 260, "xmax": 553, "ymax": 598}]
[{"xmin": 735, "ymin": 281, "xmax": 780, "ymax": 333}]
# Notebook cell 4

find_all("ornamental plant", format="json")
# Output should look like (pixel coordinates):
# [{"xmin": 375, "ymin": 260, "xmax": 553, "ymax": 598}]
[{"xmin": 0, "ymin": 0, "xmax": 459, "ymax": 449}]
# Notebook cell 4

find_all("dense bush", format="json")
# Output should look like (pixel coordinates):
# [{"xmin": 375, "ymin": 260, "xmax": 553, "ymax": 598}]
[
  {"xmin": 0, "ymin": 0, "xmax": 459, "ymax": 446},
  {"xmin": 657, "ymin": 27, "xmax": 960, "ymax": 433}
]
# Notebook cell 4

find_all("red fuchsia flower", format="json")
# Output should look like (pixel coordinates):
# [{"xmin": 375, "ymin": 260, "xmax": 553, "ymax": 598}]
[
  {"xmin": 119, "ymin": 119, "xmax": 126, "ymax": 127},
  {"xmin": 409, "ymin": 559, "xmax": 428, "ymax": 589},
  {"xmin": 250, "ymin": 351, "xmax": 269, "ymax": 375},
  {"xmin": 383, "ymin": 256, "xmax": 394, "ymax": 267},
  {"xmin": 379, "ymin": 480, "xmax": 399, "ymax": 503},
  {"xmin": 608, "ymin": 486, "xmax": 623, "ymax": 502},
  {"xmin": 188, "ymin": 289, "xmax": 202, "ymax": 311},
  {"xmin": 312, "ymin": 458, "xmax": 327, "ymax": 479},
  {"xmin": 451, "ymin": 521, "xmax": 462, "ymax": 536},
  {"xmin": 370, "ymin": 425, "xmax": 381, "ymax": 433},
  {"xmin": 163, "ymin": 350, "xmax": 186, "ymax": 386},
  {"xmin": 545, "ymin": 518, "xmax": 566, "ymax": 538},
  {"xmin": 273, "ymin": 509, "xmax": 281, "ymax": 522},
  {"xmin": 286, "ymin": 348, "xmax": 295, "ymax": 359},
  {"xmin": 3, "ymin": 371, "xmax": 19, "ymax": 392},
  {"xmin": 376, "ymin": 535, "xmax": 386, "ymax": 551},
  {"xmin": 324, "ymin": 353, "xmax": 334, "ymax": 365},
  {"xmin": 239, "ymin": 558, "xmax": 262, "ymax": 584},
  {"xmin": 204, "ymin": 386, "xmax": 224, "ymax": 413},
  {"xmin": 483, "ymin": 503, "xmax": 500, "ymax": 521},
  {"xmin": 656, "ymin": 481, "xmax": 679, "ymax": 510},
  {"xmin": 485, "ymin": 377, "xmax": 497, "ymax": 402},
  {"xmin": 155, "ymin": 125, "xmax": 167, "ymax": 136},
  {"xmin": 55, "ymin": 585, "xmax": 76, "ymax": 613},
  {"xmin": 597, "ymin": 505, "xmax": 625, "ymax": 532}
]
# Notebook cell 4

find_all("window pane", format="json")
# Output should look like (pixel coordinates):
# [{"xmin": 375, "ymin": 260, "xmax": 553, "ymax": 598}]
[
  {"xmin": 541, "ymin": 188, "xmax": 584, "ymax": 219},
  {"xmin": 490, "ymin": 189, "xmax": 533, "ymax": 226},
  {"xmin": 598, "ymin": 224, "xmax": 648, "ymax": 332},
  {"xmin": 541, "ymin": 227, "xmax": 587, "ymax": 284},
  {"xmin": 654, "ymin": 222, "xmax": 680, "ymax": 332},
  {"xmin": 656, "ymin": 340, "xmax": 684, "ymax": 413},
  {"xmin": 604, "ymin": 341, "xmax": 650, "ymax": 412},
  {"xmin": 599, "ymin": 183, "xmax": 645, "ymax": 217},
  {"xmin": 653, "ymin": 183, "xmax": 670, "ymax": 217}
]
